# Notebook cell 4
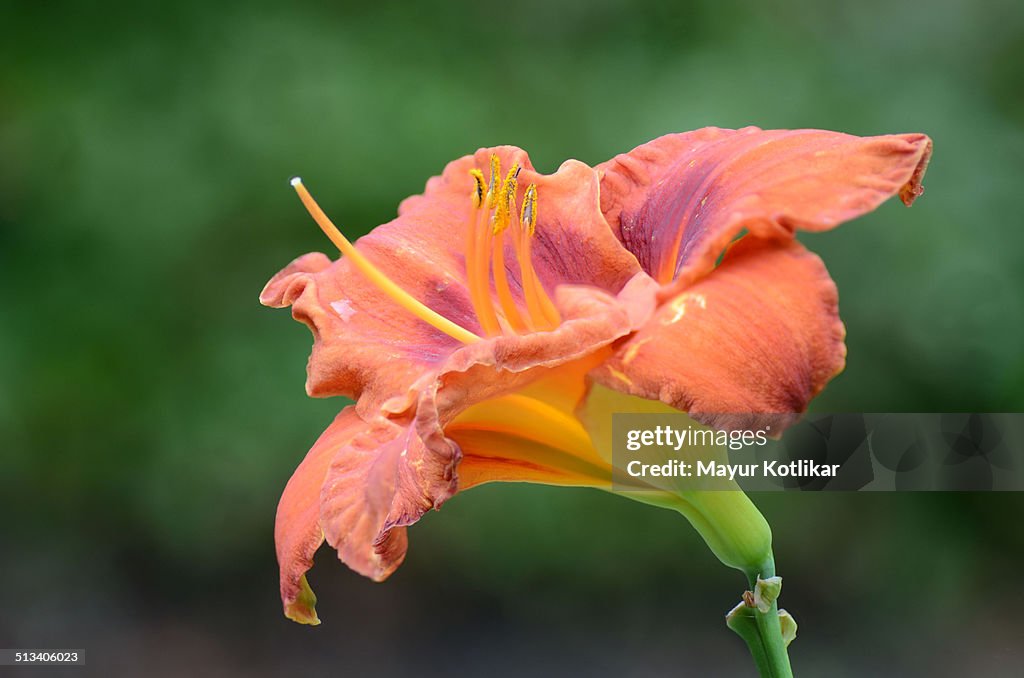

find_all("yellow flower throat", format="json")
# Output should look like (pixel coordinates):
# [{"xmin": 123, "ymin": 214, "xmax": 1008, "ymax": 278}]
[{"xmin": 290, "ymin": 155, "xmax": 561, "ymax": 344}]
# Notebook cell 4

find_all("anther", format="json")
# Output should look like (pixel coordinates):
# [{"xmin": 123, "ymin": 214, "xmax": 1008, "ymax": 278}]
[
  {"xmin": 520, "ymin": 184, "xmax": 538, "ymax": 235},
  {"xmin": 486, "ymin": 155, "xmax": 501, "ymax": 209},
  {"xmin": 493, "ymin": 164, "xmax": 520, "ymax": 235},
  {"xmin": 469, "ymin": 169, "xmax": 486, "ymax": 209}
]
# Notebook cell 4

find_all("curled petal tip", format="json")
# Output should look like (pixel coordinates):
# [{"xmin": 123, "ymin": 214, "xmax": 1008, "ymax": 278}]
[
  {"xmin": 899, "ymin": 182, "xmax": 925, "ymax": 206},
  {"xmin": 284, "ymin": 575, "xmax": 321, "ymax": 626},
  {"xmin": 259, "ymin": 252, "xmax": 332, "ymax": 307},
  {"xmin": 898, "ymin": 134, "xmax": 933, "ymax": 206}
]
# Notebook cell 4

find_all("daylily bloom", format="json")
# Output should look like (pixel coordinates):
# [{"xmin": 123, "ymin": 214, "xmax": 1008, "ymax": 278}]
[{"xmin": 261, "ymin": 128, "xmax": 931, "ymax": 625}]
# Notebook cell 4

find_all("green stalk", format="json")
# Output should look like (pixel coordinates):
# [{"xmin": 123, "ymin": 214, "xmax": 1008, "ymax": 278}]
[
  {"xmin": 728, "ymin": 556, "xmax": 793, "ymax": 678},
  {"xmin": 726, "ymin": 608, "xmax": 772, "ymax": 673}
]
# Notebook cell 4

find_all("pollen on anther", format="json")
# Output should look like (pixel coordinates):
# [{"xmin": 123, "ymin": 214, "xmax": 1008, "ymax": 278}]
[
  {"xmin": 521, "ymin": 184, "xmax": 538, "ymax": 235},
  {"xmin": 486, "ymin": 155, "xmax": 501, "ymax": 209},
  {"xmin": 492, "ymin": 163, "xmax": 520, "ymax": 234},
  {"xmin": 290, "ymin": 176, "xmax": 303, "ymax": 187},
  {"xmin": 469, "ymin": 169, "xmax": 486, "ymax": 209}
]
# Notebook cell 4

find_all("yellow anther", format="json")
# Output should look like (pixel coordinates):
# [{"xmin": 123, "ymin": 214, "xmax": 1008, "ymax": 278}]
[
  {"xmin": 486, "ymin": 155, "xmax": 501, "ymax": 209},
  {"xmin": 469, "ymin": 169, "xmax": 486, "ymax": 209},
  {"xmin": 506, "ymin": 168, "xmax": 521, "ymax": 212},
  {"xmin": 492, "ymin": 163, "xmax": 520, "ymax": 235},
  {"xmin": 520, "ymin": 184, "xmax": 538, "ymax": 235}
]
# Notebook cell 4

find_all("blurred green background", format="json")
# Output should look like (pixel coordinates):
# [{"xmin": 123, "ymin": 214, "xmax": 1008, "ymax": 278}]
[{"xmin": 2, "ymin": 0, "xmax": 1023, "ymax": 675}]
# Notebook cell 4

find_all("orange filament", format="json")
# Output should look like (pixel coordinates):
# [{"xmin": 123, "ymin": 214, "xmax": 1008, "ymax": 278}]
[
  {"xmin": 520, "ymin": 222, "xmax": 561, "ymax": 328},
  {"xmin": 515, "ymin": 225, "xmax": 545, "ymax": 328},
  {"xmin": 491, "ymin": 233, "xmax": 530, "ymax": 333},
  {"xmin": 508, "ymin": 184, "xmax": 560, "ymax": 331},
  {"xmin": 290, "ymin": 178, "xmax": 481, "ymax": 345},
  {"xmin": 468, "ymin": 202, "xmax": 502, "ymax": 336}
]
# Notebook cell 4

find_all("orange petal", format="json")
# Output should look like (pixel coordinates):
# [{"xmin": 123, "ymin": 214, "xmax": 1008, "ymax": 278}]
[
  {"xmin": 597, "ymin": 127, "xmax": 932, "ymax": 294},
  {"xmin": 275, "ymin": 406, "xmax": 373, "ymax": 624},
  {"xmin": 260, "ymin": 249, "xmax": 461, "ymax": 417},
  {"xmin": 593, "ymin": 237, "xmax": 846, "ymax": 432},
  {"xmin": 318, "ymin": 417, "xmax": 450, "ymax": 583}
]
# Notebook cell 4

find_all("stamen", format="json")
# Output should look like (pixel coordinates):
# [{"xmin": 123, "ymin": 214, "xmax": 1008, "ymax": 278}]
[
  {"xmin": 465, "ymin": 168, "xmax": 502, "ymax": 336},
  {"xmin": 514, "ymin": 183, "xmax": 562, "ymax": 329},
  {"xmin": 486, "ymin": 163, "xmax": 531, "ymax": 332},
  {"xmin": 465, "ymin": 158, "xmax": 520, "ymax": 337},
  {"xmin": 290, "ymin": 177, "xmax": 481, "ymax": 345},
  {"xmin": 491, "ymin": 232, "xmax": 530, "ymax": 333}
]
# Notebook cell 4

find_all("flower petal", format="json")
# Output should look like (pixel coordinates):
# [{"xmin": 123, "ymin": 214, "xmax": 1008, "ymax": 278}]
[
  {"xmin": 318, "ymin": 415, "xmax": 452, "ymax": 583},
  {"xmin": 275, "ymin": 406, "xmax": 373, "ymax": 625},
  {"xmin": 597, "ymin": 127, "xmax": 932, "ymax": 295},
  {"xmin": 260, "ymin": 249, "xmax": 462, "ymax": 415},
  {"xmin": 592, "ymin": 237, "xmax": 846, "ymax": 431}
]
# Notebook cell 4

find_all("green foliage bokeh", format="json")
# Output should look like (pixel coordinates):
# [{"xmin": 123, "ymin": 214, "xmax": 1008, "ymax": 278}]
[{"xmin": 1, "ymin": 1, "xmax": 1022, "ymax": 675}]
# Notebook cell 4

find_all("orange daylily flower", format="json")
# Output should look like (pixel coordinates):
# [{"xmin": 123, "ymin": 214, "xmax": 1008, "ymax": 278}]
[
  {"xmin": 261, "ymin": 129, "xmax": 931, "ymax": 624},
  {"xmin": 262, "ymin": 147, "xmax": 658, "ymax": 624}
]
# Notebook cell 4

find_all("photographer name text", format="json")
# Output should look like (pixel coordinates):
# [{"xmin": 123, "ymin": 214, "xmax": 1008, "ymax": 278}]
[{"xmin": 626, "ymin": 459, "xmax": 840, "ymax": 480}]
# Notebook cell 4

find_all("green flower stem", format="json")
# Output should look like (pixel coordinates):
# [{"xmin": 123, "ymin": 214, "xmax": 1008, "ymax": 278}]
[
  {"xmin": 726, "ymin": 608, "xmax": 771, "ymax": 672},
  {"xmin": 618, "ymin": 490, "xmax": 791, "ymax": 675},
  {"xmin": 729, "ymin": 557, "xmax": 793, "ymax": 678}
]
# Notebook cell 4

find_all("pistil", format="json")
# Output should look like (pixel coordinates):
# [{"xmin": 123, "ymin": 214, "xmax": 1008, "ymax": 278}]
[{"xmin": 290, "ymin": 177, "xmax": 482, "ymax": 345}]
